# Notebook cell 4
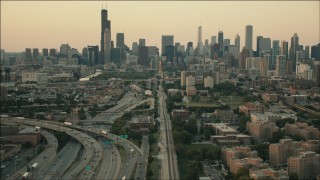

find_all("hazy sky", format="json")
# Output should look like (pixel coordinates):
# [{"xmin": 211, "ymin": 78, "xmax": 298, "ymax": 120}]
[{"xmin": 1, "ymin": 1, "xmax": 319, "ymax": 52}]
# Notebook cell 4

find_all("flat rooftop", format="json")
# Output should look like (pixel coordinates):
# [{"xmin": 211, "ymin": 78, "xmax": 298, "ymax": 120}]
[{"xmin": 19, "ymin": 127, "xmax": 38, "ymax": 134}]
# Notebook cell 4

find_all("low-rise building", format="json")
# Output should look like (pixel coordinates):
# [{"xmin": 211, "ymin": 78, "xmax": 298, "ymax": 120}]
[
  {"xmin": 22, "ymin": 72, "xmax": 48, "ymax": 83},
  {"xmin": 186, "ymin": 86, "xmax": 196, "ymax": 96},
  {"xmin": 249, "ymin": 168, "xmax": 289, "ymax": 180},
  {"xmin": 285, "ymin": 122, "xmax": 320, "ymax": 140},
  {"xmin": 204, "ymin": 123, "xmax": 239, "ymax": 136},
  {"xmin": 221, "ymin": 146, "xmax": 257, "ymax": 167},
  {"xmin": 262, "ymin": 93, "xmax": 279, "ymax": 103},
  {"xmin": 129, "ymin": 115, "xmax": 154, "ymax": 134},
  {"xmin": 210, "ymin": 134, "xmax": 251, "ymax": 146},
  {"xmin": 2, "ymin": 127, "xmax": 40, "ymax": 147},
  {"xmin": 246, "ymin": 119, "xmax": 279, "ymax": 141},
  {"xmin": 171, "ymin": 109, "xmax": 190, "ymax": 120},
  {"xmin": 239, "ymin": 102, "xmax": 264, "ymax": 115},
  {"xmin": 230, "ymin": 157, "xmax": 269, "ymax": 174},
  {"xmin": 213, "ymin": 109, "xmax": 236, "ymax": 123}
]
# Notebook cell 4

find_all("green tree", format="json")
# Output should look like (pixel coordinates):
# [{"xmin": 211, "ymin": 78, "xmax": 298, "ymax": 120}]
[
  {"xmin": 289, "ymin": 173, "xmax": 299, "ymax": 180},
  {"xmin": 270, "ymin": 130, "xmax": 284, "ymax": 143},
  {"xmin": 78, "ymin": 108, "xmax": 87, "ymax": 120}
]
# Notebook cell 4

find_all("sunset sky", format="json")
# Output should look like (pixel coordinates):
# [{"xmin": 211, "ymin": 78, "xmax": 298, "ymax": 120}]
[{"xmin": 1, "ymin": 1, "xmax": 319, "ymax": 52}]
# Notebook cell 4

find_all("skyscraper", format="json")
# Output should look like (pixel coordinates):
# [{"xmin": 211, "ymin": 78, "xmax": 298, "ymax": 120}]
[
  {"xmin": 289, "ymin": 33, "xmax": 299, "ymax": 60},
  {"xmin": 198, "ymin": 26, "xmax": 202, "ymax": 47},
  {"xmin": 272, "ymin": 40, "xmax": 280, "ymax": 70},
  {"xmin": 245, "ymin": 25, "xmax": 253, "ymax": 50},
  {"xmin": 60, "ymin": 44, "xmax": 70, "ymax": 56},
  {"xmin": 211, "ymin": 36, "xmax": 217, "ymax": 45},
  {"xmin": 138, "ymin": 46, "xmax": 148, "ymax": 67},
  {"xmin": 49, "ymin": 49, "xmax": 56, "ymax": 57},
  {"xmin": 218, "ymin": 31, "xmax": 224, "ymax": 57},
  {"xmin": 281, "ymin": 41, "xmax": 289, "ymax": 59},
  {"xmin": 25, "ymin": 48, "xmax": 32, "ymax": 64},
  {"xmin": 256, "ymin": 36, "xmax": 263, "ymax": 56},
  {"xmin": 235, "ymin": 34, "xmax": 240, "ymax": 52},
  {"xmin": 259, "ymin": 38, "xmax": 271, "ymax": 53},
  {"xmin": 132, "ymin": 42, "xmax": 139, "ymax": 55},
  {"xmin": 161, "ymin": 35, "xmax": 174, "ymax": 55},
  {"xmin": 304, "ymin": 46, "xmax": 310, "ymax": 59},
  {"xmin": 116, "ymin": 33, "xmax": 124, "ymax": 48},
  {"xmin": 32, "ymin": 48, "xmax": 39, "ymax": 64},
  {"xmin": 101, "ymin": 8, "xmax": 111, "ymax": 64},
  {"xmin": 276, "ymin": 55, "xmax": 287, "ymax": 76},
  {"xmin": 311, "ymin": 44, "xmax": 320, "ymax": 61},
  {"xmin": 88, "ymin": 45, "xmax": 99, "ymax": 66},
  {"xmin": 42, "ymin": 48, "xmax": 48, "ymax": 57},
  {"xmin": 104, "ymin": 28, "xmax": 111, "ymax": 63},
  {"xmin": 139, "ymin": 39, "xmax": 146, "ymax": 46}
]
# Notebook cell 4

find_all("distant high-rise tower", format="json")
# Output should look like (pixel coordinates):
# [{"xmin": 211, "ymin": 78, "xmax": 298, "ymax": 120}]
[
  {"xmin": 272, "ymin": 40, "xmax": 280, "ymax": 70},
  {"xmin": 289, "ymin": 33, "xmax": 299, "ymax": 60},
  {"xmin": 245, "ymin": 25, "xmax": 253, "ymax": 50},
  {"xmin": 198, "ymin": 26, "xmax": 202, "ymax": 46},
  {"xmin": 304, "ymin": 46, "xmax": 310, "ymax": 59},
  {"xmin": 235, "ymin": 34, "xmax": 240, "ymax": 52},
  {"xmin": 116, "ymin": 33, "xmax": 124, "ymax": 48},
  {"xmin": 139, "ymin": 39, "xmax": 146, "ymax": 46},
  {"xmin": 101, "ymin": 8, "xmax": 111, "ymax": 64},
  {"xmin": 25, "ymin": 48, "xmax": 32, "ymax": 64},
  {"xmin": 32, "ymin": 48, "xmax": 39, "ymax": 64},
  {"xmin": 88, "ymin": 45, "xmax": 99, "ymax": 66},
  {"xmin": 256, "ymin": 36, "xmax": 263, "ymax": 56},
  {"xmin": 281, "ymin": 41, "xmax": 289, "ymax": 59},
  {"xmin": 311, "ymin": 44, "xmax": 320, "ymax": 61},
  {"xmin": 161, "ymin": 35, "xmax": 174, "ymax": 55},
  {"xmin": 218, "ymin": 31, "xmax": 224, "ymax": 48},
  {"xmin": 49, "ymin": 49, "xmax": 56, "ymax": 57},
  {"xmin": 276, "ymin": 55, "xmax": 287, "ymax": 76},
  {"xmin": 104, "ymin": 28, "xmax": 111, "ymax": 63},
  {"xmin": 211, "ymin": 36, "xmax": 217, "ymax": 45},
  {"xmin": 132, "ymin": 42, "xmax": 139, "ymax": 55},
  {"xmin": 42, "ymin": 48, "xmax": 48, "ymax": 57}
]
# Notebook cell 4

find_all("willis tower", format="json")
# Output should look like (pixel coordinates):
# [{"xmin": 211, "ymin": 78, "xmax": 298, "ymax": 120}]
[{"xmin": 101, "ymin": 7, "xmax": 111, "ymax": 64}]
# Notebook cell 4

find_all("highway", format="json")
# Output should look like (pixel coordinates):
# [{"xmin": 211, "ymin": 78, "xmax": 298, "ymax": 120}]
[
  {"xmin": 63, "ymin": 124, "xmax": 143, "ymax": 180},
  {"xmin": 14, "ymin": 119, "xmax": 102, "ymax": 180},
  {"xmin": 90, "ymin": 91, "xmax": 140, "ymax": 123},
  {"xmin": 135, "ymin": 135, "xmax": 149, "ymax": 180},
  {"xmin": 158, "ymin": 82, "xmax": 179, "ymax": 180},
  {"xmin": 95, "ymin": 139, "xmax": 121, "ymax": 180},
  {"xmin": 0, "ymin": 118, "xmax": 59, "ymax": 180},
  {"xmin": 42, "ymin": 140, "xmax": 81, "ymax": 179}
]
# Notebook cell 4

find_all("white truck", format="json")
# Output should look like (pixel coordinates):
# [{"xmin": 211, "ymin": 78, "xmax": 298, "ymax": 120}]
[
  {"xmin": 22, "ymin": 172, "xmax": 29, "ymax": 180},
  {"xmin": 64, "ymin": 122, "xmax": 72, "ymax": 126},
  {"xmin": 31, "ymin": 163, "xmax": 38, "ymax": 170},
  {"xmin": 101, "ymin": 130, "xmax": 107, "ymax": 135}
]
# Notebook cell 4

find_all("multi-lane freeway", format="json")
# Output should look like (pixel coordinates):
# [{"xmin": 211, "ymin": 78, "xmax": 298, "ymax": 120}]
[
  {"xmin": 0, "ymin": 119, "xmax": 58, "ymax": 180},
  {"xmin": 13, "ymin": 119, "xmax": 103, "ymax": 180}
]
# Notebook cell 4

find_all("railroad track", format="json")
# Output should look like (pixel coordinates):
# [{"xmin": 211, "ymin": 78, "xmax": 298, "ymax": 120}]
[{"xmin": 161, "ymin": 93, "xmax": 179, "ymax": 180}]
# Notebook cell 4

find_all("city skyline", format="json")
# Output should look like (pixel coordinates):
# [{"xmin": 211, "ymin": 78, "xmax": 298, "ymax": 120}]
[{"xmin": 1, "ymin": 1, "xmax": 319, "ymax": 52}]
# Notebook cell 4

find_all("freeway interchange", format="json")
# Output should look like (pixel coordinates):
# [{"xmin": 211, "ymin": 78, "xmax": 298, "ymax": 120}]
[
  {"xmin": 2, "ymin": 88, "xmax": 180, "ymax": 180},
  {"xmin": 5, "ymin": 118, "xmax": 143, "ymax": 180}
]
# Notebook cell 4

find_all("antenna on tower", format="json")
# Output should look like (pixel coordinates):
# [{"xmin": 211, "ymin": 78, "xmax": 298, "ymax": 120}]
[
  {"xmin": 106, "ymin": 1, "xmax": 108, "ymax": 9},
  {"xmin": 102, "ymin": 2, "xmax": 103, "ymax": 10}
]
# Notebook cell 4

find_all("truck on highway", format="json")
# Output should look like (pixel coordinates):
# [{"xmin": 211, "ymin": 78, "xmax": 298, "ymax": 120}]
[
  {"xmin": 122, "ymin": 176, "xmax": 126, "ymax": 180},
  {"xmin": 101, "ymin": 130, "xmax": 107, "ymax": 135},
  {"xmin": 31, "ymin": 163, "xmax": 38, "ymax": 170},
  {"xmin": 21, "ymin": 172, "xmax": 29, "ymax": 180},
  {"xmin": 64, "ymin": 122, "xmax": 72, "ymax": 126}
]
